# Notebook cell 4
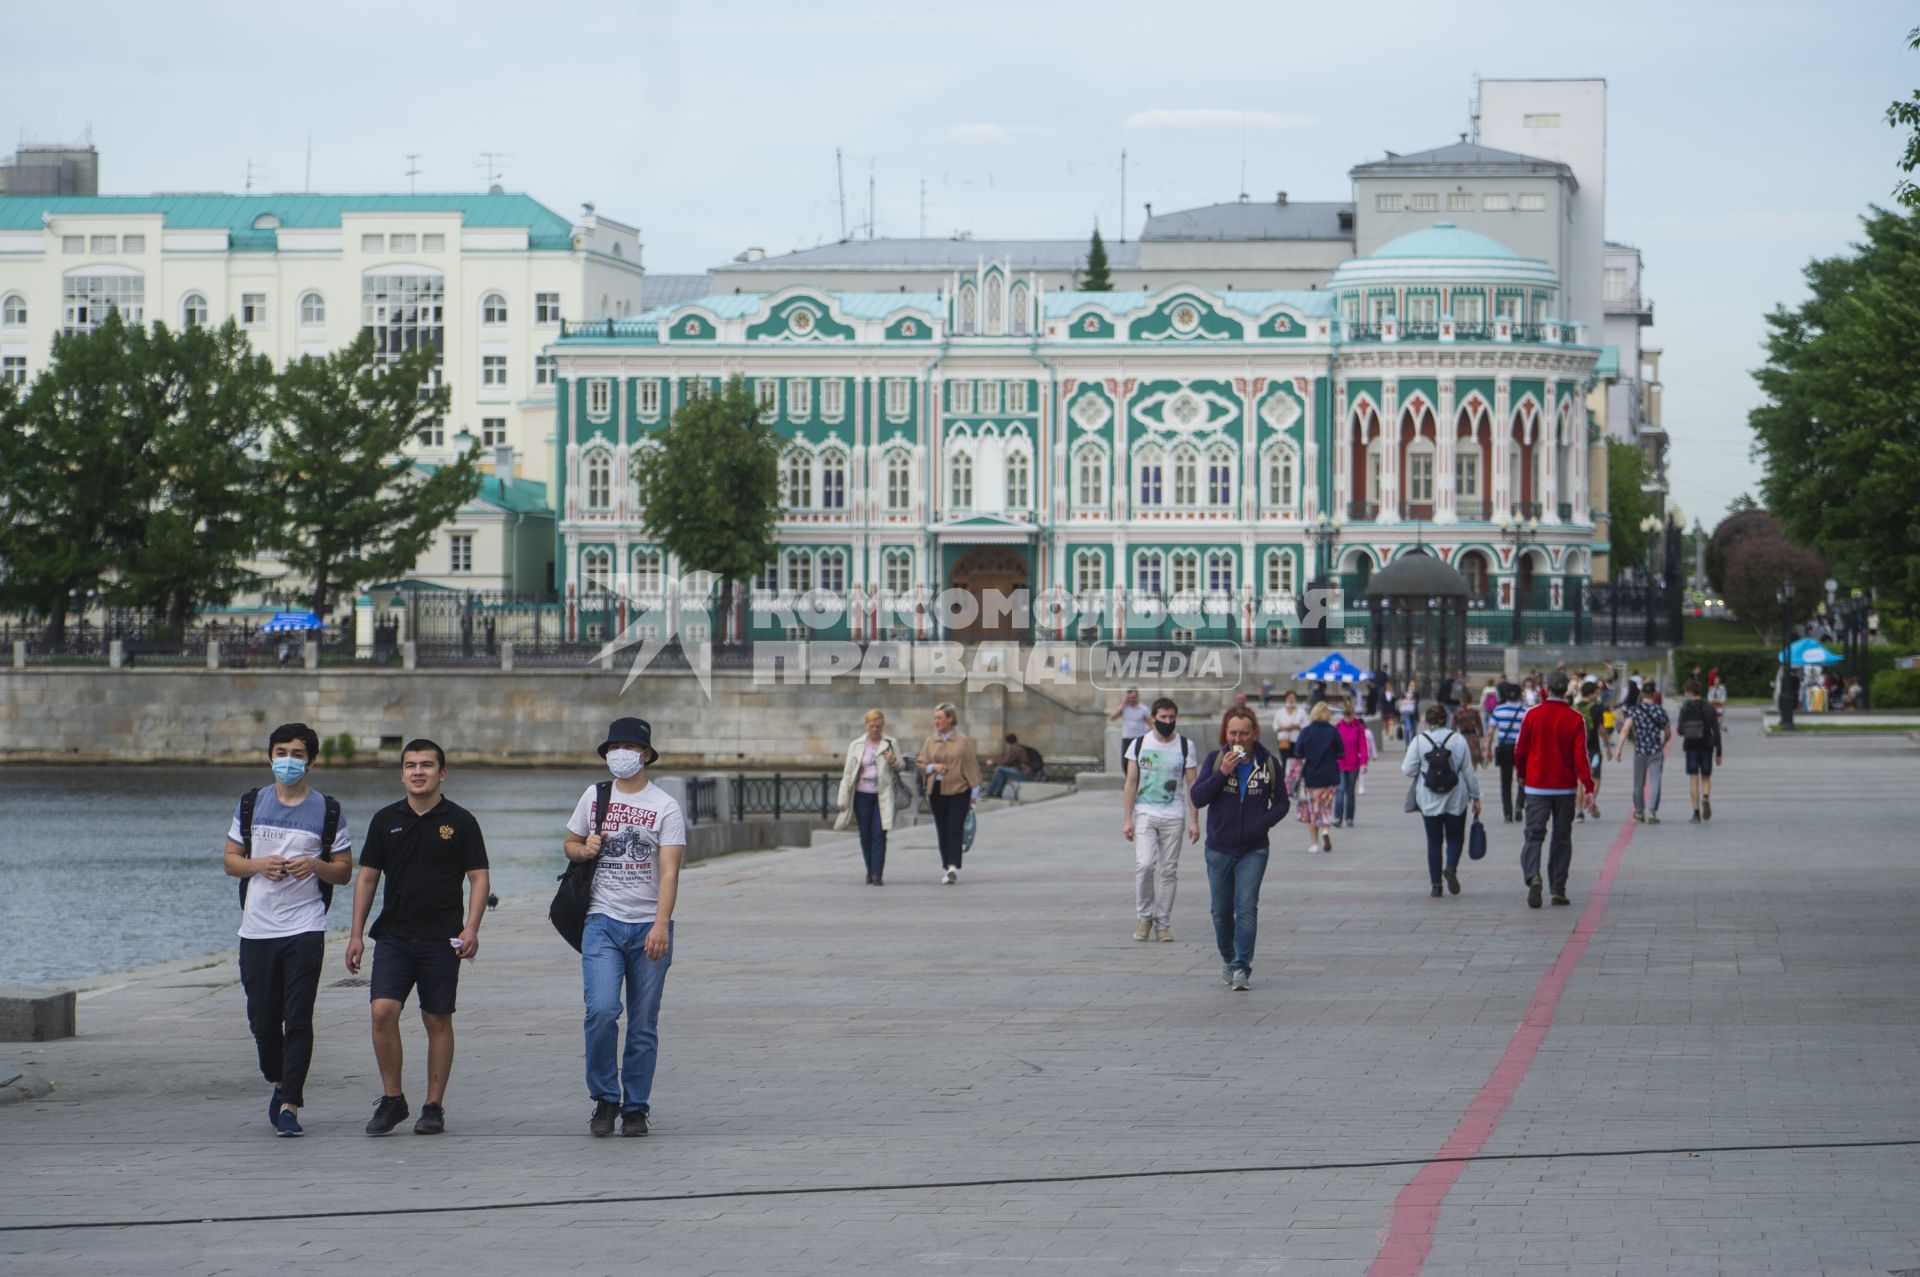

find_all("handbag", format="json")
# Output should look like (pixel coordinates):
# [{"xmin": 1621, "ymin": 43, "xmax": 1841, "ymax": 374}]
[
  {"xmin": 1467, "ymin": 818, "xmax": 1487, "ymax": 860},
  {"xmin": 1403, "ymin": 777, "xmax": 1420, "ymax": 813},
  {"xmin": 549, "ymin": 780, "xmax": 612, "ymax": 952},
  {"xmin": 962, "ymin": 806, "xmax": 977, "ymax": 855}
]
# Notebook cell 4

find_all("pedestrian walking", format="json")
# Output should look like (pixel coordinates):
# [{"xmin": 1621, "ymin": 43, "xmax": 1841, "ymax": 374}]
[
  {"xmin": 1190, "ymin": 708, "xmax": 1290, "ymax": 991},
  {"xmin": 1121, "ymin": 698, "xmax": 1199, "ymax": 942},
  {"xmin": 1615, "ymin": 680, "xmax": 1673, "ymax": 823},
  {"xmin": 1397, "ymin": 680, "xmax": 1421, "ymax": 742},
  {"xmin": 1270, "ymin": 689, "xmax": 1308, "ymax": 765},
  {"xmin": 346, "ymin": 738, "xmax": 489, "ymax": 1137},
  {"xmin": 1677, "ymin": 681, "xmax": 1724, "ymax": 823},
  {"xmin": 1451, "ymin": 691, "xmax": 1487, "ymax": 768},
  {"xmin": 1481, "ymin": 679, "xmax": 1500, "ymax": 718},
  {"xmin": 1292, "ymin": 702, "xmax": 1345, "ymax": 853},
  {"xmin": 562, "ymin": 718, "xmax": 685, "ymax": 1138},
  {"xmin": 1706, "ymin": 669, "xmax": 1728, "ymax": 747},
  {"xmin": 1401, "ymin": 704, "xmax": 1482, "ymax": 897},
  {"xmin": 1573, "ymin": 680, "xmax": 1606, "ymax": 821},
  {"xmin": 1514, "ymin": 671, "xmax": 1595, "ymax": 908},
  {"xmin": 1489, "ymin": 683, "xmax": 1527, "ymax": 822},
  {"xmin": 222, "ymin": 723, "xmax": 353, "ymax": 1138},
  {"xmin": 916, "ymin": 702, "xmax": 981, "ymax": 885},
  {"xmin": 1333, "ymin": 698, "xmax": 1371, "ymax": 827},
  {"xmin": 1109, "ymin": 689, "xmax": 1151, "ymax": 760},
  {"xmin": 1378, "ymin": 676, "xmax": 1399, "ymax": 747},
  {"xmin": 834, "ymin": 709, "xmax": 907, "ymax": 884}
]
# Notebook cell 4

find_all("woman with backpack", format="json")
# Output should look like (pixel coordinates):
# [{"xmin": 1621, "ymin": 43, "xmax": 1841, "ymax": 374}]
[
  {"xmin": 1292, "ymin": 702, "xmax": 1345, "ymax": 853},
  {"xmin": 1401, "ymin": 704, "xmax": 1482, "ymax": 897}
]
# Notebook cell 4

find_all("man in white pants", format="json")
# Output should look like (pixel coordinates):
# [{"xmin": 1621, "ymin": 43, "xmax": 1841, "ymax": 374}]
[{"xmin": 1122, "ymin": 698, "xmax": 1199, "ymax": 942}]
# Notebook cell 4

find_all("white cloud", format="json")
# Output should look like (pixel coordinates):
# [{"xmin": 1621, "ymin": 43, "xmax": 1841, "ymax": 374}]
[
  {"xmin": 947, "ymin": 122, "xmax": 1056, "ymax": 144},
  {"xmin": 1123, "ymin": 108, "xmax": 1316, "ymax": 132}
]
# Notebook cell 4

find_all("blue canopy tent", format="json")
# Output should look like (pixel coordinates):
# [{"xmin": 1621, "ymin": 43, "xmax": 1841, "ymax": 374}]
[
  {"xmin": 1295, "ymin": 652, "xmax": 1376, "ymax": 684},
  {"xmin": 260, "ymin": 611, "xmax": 324, "ymax": 633},
  {"xmin": 1781, "ymin": 638, "xmax": 1841, "ymax": 666}
]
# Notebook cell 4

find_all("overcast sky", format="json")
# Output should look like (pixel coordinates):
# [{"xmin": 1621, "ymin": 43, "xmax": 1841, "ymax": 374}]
[{"xmin": 6, "ymin": 0, "xmax": 1914, "ymax": 527}]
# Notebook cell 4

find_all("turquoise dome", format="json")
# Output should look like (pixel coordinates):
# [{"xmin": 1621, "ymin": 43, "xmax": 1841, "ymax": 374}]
[{"xmin": 1370, "ymin": 222, "xmax": 1518, "ymax": 260}]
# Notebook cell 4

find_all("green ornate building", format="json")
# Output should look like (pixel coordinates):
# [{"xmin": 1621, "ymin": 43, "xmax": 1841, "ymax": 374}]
[{"xmin": 550, "ymin": 223, "xmax": 1599, "ymax": 647}]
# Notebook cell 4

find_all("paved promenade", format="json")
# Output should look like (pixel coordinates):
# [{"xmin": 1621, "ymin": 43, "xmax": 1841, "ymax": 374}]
[{"xmin": 4, "ymin": 709, "xmax": 1918, "ymax": 1276}]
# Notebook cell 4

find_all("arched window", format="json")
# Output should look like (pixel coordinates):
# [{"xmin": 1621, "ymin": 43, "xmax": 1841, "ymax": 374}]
[
  {"xmin": 1407, "ymin": 438, "xmax": 1436, "ymax": 504},
  {"xmin": 632, "ymin": 549, "xmax": 663, "ymax": 593},
  {"xmin": 1455, "ymin": 445, "xmax": 1482, "ymax": 515},
  {"xmin": 1169, "ymin": 550, "xmax": 1200, "ymax": 595},
  {"xmin": 985, "ymin": 278, "xmax": 1004, "ymax": 334},
  {"xmin": 1264, "ymin": 550, "xmax": 1295, "ymax": 596},
  {"xmin": 820, "ymin": 449, "xmax": 847, "ymax": 510},
  {"xmin": 1074, "ymin": 549, "xmax": 1105, "ymax": 594},
  {"xmin": 1172, "ymin": 446, "xmax": 1198, "ymax": 506},
  {"xmin": 958, "ymin": 283, "xmax": 977, "ymax": 335},
  {"xmin": 1135, "ymin": 550, "xmax": 1164, "ymax": 595},
  {"xmin": 885, "ymin": 450, "xmax": 911, "ymax": 511},
  {"xmin": 1009, "ymin": 281, "xmax": 1029, "ymax": 335},
  {"xmin": 1, "ymin": 294, "xmax": 25, "ymax": 327},
  {"xmin": 1206, "ymin": 444, "xmax": 1234, "ymax": 507},
  {"xmin": 785, "ymin": 449, "xmax": 814, "ymax": 510},
  {"xmin": 1005, "ymin": 449, "xmax": 1031, "ymax": 510},
  {"xmin": 1136, "ymin": 445, "xmax": 1164, "ymax": 508},
  {"xmin": 298, "ymin": 291, "xmax": 325, "ymax": 326},
  {"xmin": 584, "ymin": 451, "xmax": 612, "ymax": 510},
  {"xmin": 1456, "ymin": 550, "xmax": 1489, "ymax": 598},
  {"xmin": 949, "ymin": 451, "xmax": 973, "ymax": 510},
  {"xmin": 1265, "ymin": 446, "xmax": 1296, "ymax": 509},
  {"xmin": 1206, "ymin": 550, "xmax": 1235, "ymax": 593},
  {"xmin": 581, "ymin": 548, "xmax": 612, "ymax": 595},
  {"xmin": 784, "ymin": 549, "xmax": 813, "ymax": 594},
  {"xmin": 181, "ymin": 293, "xmax": 208, "ymax": 328},
  {"xmin": 882, "ymin": 549, "xmax": 913, "ymax": 595},
  {"xmin": 1366, "ymin": 439, "xmax": 1384, "ymax": 506},
  {"xmin": 1074, "ymin": 445, "xmax": 1107, "ymax": 509},
  {"xmin": 479, "ymin": 292, "xmax": 505, "ymax": 325},
  {"xmin": 818, "ymin": 549, "xmax": 846, "ymax": 593}
]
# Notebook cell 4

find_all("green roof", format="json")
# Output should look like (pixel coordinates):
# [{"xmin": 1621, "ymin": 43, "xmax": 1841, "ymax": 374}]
[
  {"xmin": 1371, "ymin": 222, "xmax": 1519, "ymax": 260},
  {"xmin": 414, "ymin": 464, "xmax": 553, "ymax": 515},
  {"xmin": 0, "ymin": 193, "xmax": 576, "ymax": 252},
  {"xmin": 1593, "ymin": 344, "xmax": 1621, "ymax": 378}
]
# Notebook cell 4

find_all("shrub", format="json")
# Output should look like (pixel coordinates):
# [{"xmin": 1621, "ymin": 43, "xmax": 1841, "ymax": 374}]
[
  {"xmin": 336, "ymin": 732, "xmax": 357, "ymax": 762},
  {"xmin": 1870, "ymin": 669, "xmax": 1920, "ymax": 709},
  {"xmin": 1674, "ymin": 645, "xmax": 1917, "ymax": 699},
  {"xmin": 320, "ymin": 735, "xmax": 337, "ymax": 762}
]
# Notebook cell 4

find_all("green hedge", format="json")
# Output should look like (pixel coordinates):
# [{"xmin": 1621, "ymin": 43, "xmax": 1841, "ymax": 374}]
[
  {"xmin": 1870, "ymin": 669, "xmax": 1920, "ymax": 709},
  {"xmin": 1673, "ymin": 645, "xmax": 1916, "ymax": 698}
]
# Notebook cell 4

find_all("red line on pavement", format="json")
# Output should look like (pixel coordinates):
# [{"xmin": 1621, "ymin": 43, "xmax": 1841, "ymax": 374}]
[{"xmin": 1365, "ymin": 815, "xmax": 1639, "ymax": 1277}]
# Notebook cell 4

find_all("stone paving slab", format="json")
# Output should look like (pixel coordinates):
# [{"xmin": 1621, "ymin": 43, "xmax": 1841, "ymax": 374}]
[{"xmin": 1, "ymin": 709, "xmax": 1916, "ymax": 1275}]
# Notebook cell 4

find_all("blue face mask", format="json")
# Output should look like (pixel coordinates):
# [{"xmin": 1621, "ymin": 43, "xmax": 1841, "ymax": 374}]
[{"xmin": 271, "ymin": 757, "xmax": 308, "ymax": 786}]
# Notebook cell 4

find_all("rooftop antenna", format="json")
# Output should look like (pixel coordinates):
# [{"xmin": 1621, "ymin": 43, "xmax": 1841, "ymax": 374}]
[
  {"xmin": 1469, "ymin": 72, "xmax": 1482, "ymax": 142},
  {"xmin": 304, "ymin": 133, "xmax": 312, "ymax": 193},
  {"xmin": 405, "ymin": 153, "xmax": 423, "ymax": 194},
  {"xmin": 867, "ymin": 158, "xmax": 875, "ymax": 239},
  {"xmin": 477, "ymin": 151, "xmax": 510, "ymax": 191},
  {"xmin": 836, "ymin": 148, "xmax": 847, "ymax": 240},
  {"xmin": 1239, "ymin": 122, "xmax": 1248, "ymax": 201},
  {"xmin": 243, "ymin": 158, "xmax": 265, "ymax": 194},
  {"xmin": 919, "ymin": 177, "xmax": 927, "ymax": 238},
  {"xmin": 1119, "ymin": 147, "xmax": 1127, "ymax": 242}
]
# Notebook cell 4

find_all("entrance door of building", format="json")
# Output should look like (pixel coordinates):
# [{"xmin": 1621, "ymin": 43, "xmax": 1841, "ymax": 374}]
[{"xmin": 947, "ymin": 547, "xmax": 1030, "ymax": 642}]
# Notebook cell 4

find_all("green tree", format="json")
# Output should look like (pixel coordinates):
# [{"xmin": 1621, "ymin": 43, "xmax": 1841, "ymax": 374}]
[
  {"xmin": 1887, "ymin": 26, "xmax": 1920, "ymax": 209},
  {"xmin": 1082, "ymin": 228, "xmax": 1114, "ymax": 291},
  {"xmin": 1749, "ymin": 207, "xmax": 1920, "ymax": 613},
  {"xmin": 1605, "ymin": 438, "xmax": 1655, "ymax": 572},
  {"xmin": 266, "ymin": 333, "xmax": 480, "ymax": 614},
  {"xmin": 117, "ymin": 320, "xmax": 278, "ymax": 632},
  {"xmin": 0, "ymin": 313, "xmax": 164, "ymax": 643},
  {"xmin": 629, "ymin": 375, "xmax": 782, "ymax": 641},
  {"xmin": 1705, "ymin": 508, "xmax": 1779, "ymax": 596},
  {"xmin": 1720, "ymin": 533, "xmax": 1826, "ymax": 645}
]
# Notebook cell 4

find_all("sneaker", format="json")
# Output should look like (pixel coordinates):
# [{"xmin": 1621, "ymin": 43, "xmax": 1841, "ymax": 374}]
[
  {"xmin": 365, "ymin": 1094, "xmax": 410, "ymax": 1136},
  {"xmin": 1222, "ymin": 964, "xmax": 1234, "ymax": 987},
  {"xmin": 1155, "ymin": 926, "xmax": 1173, "ymax": 943},
  {"xmin": 1345, "ymin": 818, "xmax": 1355, "ymax": 827},
  {"xmin": 1306, "ymin": 844, "xmax": 1322, "ymax": 855},
  {"xmin": 1633, "ymin": 810, "xmax": 1644, "ymax": 822},
  {"xmin": 268, "ymin": 1086, "xmax": 283, "ymax": 1130},
  {"xmin": 1528, "ymin": 875, "xmax": 1543, "ymax": 909},
  {"xmin": 1322, "ymin": 832, "xmax": 1333, "ymax": 853},
  {"xmin": 1702, "ymin": 797, "xmax": 1711, "ymax": 821},
  {"xmin": 1690, "ymin": 809, "xmax": 1701, "ymax": 824},
  {"xmin": 1648, "ymin": 812, "xmax": 1661, "ymax": 825},
  {"xmin": 1443, "ymin": 868, "xmax": 1460, "ymax": 895},
  {"xmin": 1430, "ymin": 883, "xmax": 1444, "ymax": 897},
  {"xmin": 590, "ymin": 1099, "xmax": 619, "ymax": 1138},
  {"xmin": 1133, "ymin": 920, "xmax": 1153, "ymax": 941},
  {"xmin": 275, "ymin": 1106, "xmax": 304, "ymax": 1138},
  {"xmin": 621, "ymin": 1108, "xmax": 649, "ymax": 1137},
  {"xmin": 1230, "ymin": 969, "xmax": 1251, "ymax": 991},
  {"xmin": 413, "ymin": 1103, "xmax": 445, "ymax": 1135},
  {"xmin": 1551, "ymin": 893, "xmax": 1572, "ymax": 907},
  {"xmin": 942, "ymin": 867, "xmax": 958, "ymax": 885}
]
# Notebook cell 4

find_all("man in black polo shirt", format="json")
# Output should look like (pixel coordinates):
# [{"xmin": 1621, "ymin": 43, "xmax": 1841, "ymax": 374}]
[{"xmin": 344, "ymin": 739, "xmax": 489, "ymax": 1136}]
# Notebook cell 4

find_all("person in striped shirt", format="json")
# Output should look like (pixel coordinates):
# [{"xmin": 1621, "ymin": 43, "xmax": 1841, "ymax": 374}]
[{"xmin": 1488, "ymin": 683, "xmax": 1528, "ymax": 823}]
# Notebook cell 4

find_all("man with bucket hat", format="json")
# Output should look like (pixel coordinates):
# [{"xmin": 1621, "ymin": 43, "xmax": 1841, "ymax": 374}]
[{"xmin": 561, "ymin": 717, "xmax": 686, "ymax": 1138}]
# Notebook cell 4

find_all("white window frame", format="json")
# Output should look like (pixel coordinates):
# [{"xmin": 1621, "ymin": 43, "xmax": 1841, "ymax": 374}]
[
  {"xmin": 1206, "ymin": 550, "xmax": 1235, "ymax": 595},
  {"xmin": 1172, "ymin": 447, "xmax": 1198, "ymax": 507},
  {"xmin": 1169, "ymin": 550, "xmax": 1199, "ymax": 596},
  {"xmin": 951, "ymin": 381, "xmax": 974, "ymax": 414},
  {"xmin": 979, "ymin": 381, "xmax": 1002, "ymax": 415},
  {"xmin": 1075, "ymin": 445, "xmax": 1106, "ymax": 509},
  {"xmin": 784, "ymin": 549, "xmax": 813, "ymax": 594},
  {"xmin": 1264, "ymin": 445, "xmax": 1296, "ymax": 510},
  {"xmin": 1455, "ymin": 447, "xmax": 1481, "ymax": 500},
  {"xmin": 883, "ymin": 550, "xmax": 912, "ymax": 595},
  {"xmin": 949, "ymin": 451, "xmax": 974, "ymax": 510},
  {"xmin": 61, "ymin": 235, "xmax": 83, "ymax": 254},
  {"xmin": 1446, "ymin": 192, "xmax": 1474, "ymax": 212},
  {"xmin": 1375, "ymin": 193, "xmax": 1403, "ymax": 212},
  {"xmin": 584, "ymin": 450, "xmax": 613, "ymax": 511},
  {"xmin": 1406, "ymin": 294, "xmax": 1438, "ymax": 324},
  {"xmin": 818, "ymin": 549, "xmax": 846, "ymax": 594},
  {"xmin": 785, "ymin": 450, "xmax": 815, "ymax": 510},
  {"xmin": 636, "ymin": 380, "xmax": 660, "ymax": 416},
  {"xmin": 481, "ymin": 354, "xmax": 508, "ymax": 387},
  {"xmin": 1005, "ymin": 448, "xmax": 1031, "ymax": 510},
  {"xmin": 1264, "ymin": 550, "xmax": 1294, "ymax": 597},
  {"xmin": 788, "ymin": 378, "xmax": 812, "ymax": 419},
  {"xmin": 481, "ymin": 292, "xmax": 508, "ymax": 326},
  {"xmin": 62, "ymin": 273, "xmax": 144, "ymax": 335},
  {"xmin": 820, "ymin": 379, "xmax": 845, "ymax": 420},
  {"xmin": 756, "ymin": 380, "xmax": 778, "ymax": 413},
  {"xmin": 361, "ymin": 234, "xmax": 385, "ymax": 253},
  {"xmin": 240, "ymin": 292, "xmax": 267, "ymax": 328},
  {"xmin": 390, "ymin": 233, "xmax": 417, "ymax": 252},
  {"xmin": 1407, "ymin": 442, "xmax": 1436, "ymax": 504},
  {"xmin": 633, "ymin": 550, "xmax": 664, "ymax": 594},
  {"xmin": 1135, "ymin": 550, "xmax": 1164, "ymax": 595},
  {"xmin": 820, "ymin": 450, "xmax": 847, "ymax": 510},
  {"xmin": 89, "ymin": 235, "xmax": 116, "ymax": 254},
  {"xmin": 481, "ymin": 416, "xmax": 507, "ymax": 447},
  {"xmin": 1483, "ymin": 193, "xmax": 1512, "ymax": 212},
  {"xmin": 885, "ymin": 450, "xmax": 912, "ymax": 511},
  {"xmin": 298, "ymin": 291, "xmax": 325, "ymax": 326},
  {"xmin": 535, "ymin": 354, "xmax": 556, "ymax": 388},
  {"xmin": 121, "ymin": 234, "xmax": 145, "ymax": 254},
  {"xmin": 1454, "ymin": 293, "xmax": 1484, "ymax": 326},
  {"xmin": 587, "ymin": 379, "xmax": 611, "ymax": 420},
  {"xmin": 422, "ymin": 233, "xmax": 445, "ymax": 252},
  {"xmin": 1, "ymin": 294, "xmax": 24, "ymax": 327},
  {"xmin": 1603, "ymin": 268, "xmax": 1630, "ymax": 303},
  {"xmin": 449, "ymin": 532, "xmax": 473, "ymax": 574},
  {"xmin": 1409, "ymin": 193, "xmax": 1438, "ymax": 212},
  {"xmin": 1136, "ymin": 446, "xmax": 1164, "ymax": 508},
  {"xmin": 581, "ymin": 548, "xmax": 613, "ymax": 595},
  {"xmin": 1517, "ymin": 192, "xmax": 1546, "ymax": 212},
  {"xmin": 1205, "ymin": 444, "xmax": 1234, "ymax": 507},
  {"xmin": 1074, "ymin": 550, "xmax": 1105, "ymax": 594},
  {"xmin": 1010, "ymin": 282, "xmax": 1030, "ymax": 335},
  {"xmin": 180, "ymin": 293, "xmax": 208, "ymax": 328},
  {"xmin": 1008, "ymin": 381, "xmax": 1029, "ymax": 413},
  {"xmin": 0, "ymin": 355, "xmax": 26, "ymax": 386},
  {"xmin": 885, "ymin": 377, "xmax": 911, "ymax": 420}
]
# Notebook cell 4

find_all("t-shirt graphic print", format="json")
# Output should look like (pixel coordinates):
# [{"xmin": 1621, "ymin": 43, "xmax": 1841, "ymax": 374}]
[
  {"xmin": 1125, "ymin": 735, "xmax": 1195, "ymax": 822},
  {"xmin": 567, "ymin": 782, "xmax": 686, "ymax": 925}
]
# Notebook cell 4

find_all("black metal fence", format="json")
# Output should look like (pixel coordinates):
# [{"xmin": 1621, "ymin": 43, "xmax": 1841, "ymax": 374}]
[{"xmin": 728, "ymin": 773, "xmax": 838, "ymax": 823}]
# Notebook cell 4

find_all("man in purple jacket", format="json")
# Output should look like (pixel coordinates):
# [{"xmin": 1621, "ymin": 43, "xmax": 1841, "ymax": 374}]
[{"xmin": 1190, "ymin": 707, "xmax": 1292, "ymax": 991}]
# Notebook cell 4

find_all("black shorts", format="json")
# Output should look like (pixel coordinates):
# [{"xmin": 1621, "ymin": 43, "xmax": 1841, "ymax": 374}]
[
  {"xmin": 1684, "ymin": 750, "xmax": 1714, "ymax": 777},
  {"xmin": 369, "ymin": 935, "xmax": 461, "ymax": 1015}
]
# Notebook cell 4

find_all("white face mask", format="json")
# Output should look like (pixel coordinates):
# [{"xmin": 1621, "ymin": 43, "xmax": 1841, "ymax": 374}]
[{"xmin": 606, "ymin": 748, "xmax": 644, "ymax": 780}]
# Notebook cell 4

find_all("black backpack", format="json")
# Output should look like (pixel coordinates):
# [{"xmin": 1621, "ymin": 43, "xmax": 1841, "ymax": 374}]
[
  {"xmin": 1023, "ymin": 745, "xmax": 1045, "ymax": 778},
  {"xmin": 549, "ymin": 780, "xmax": 613, "ymax": 952},
  {"xmin": 1421, "ymin": 730, "xmax": 1461, "ymax": 794},
  {"xmin": 1678, "ymin": 699, "xmax": 1708, "ymax": 743},
  {"xmin": 237, "ymin": 787, "xmax": 342, "ymax": 911}
]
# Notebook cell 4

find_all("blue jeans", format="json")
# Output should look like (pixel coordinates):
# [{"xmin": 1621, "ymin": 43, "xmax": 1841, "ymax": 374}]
[
  {"xmin": 1204, "ymin": 848, "xmax": 1269, "ymax": 974},
  {"xmin": 582, "ymin": 914, "xmax": 673, "ymax": 1112},
  {"xmin": 1334, "ymin": 770, "xmax": 1360, "ymax": 822},
  {"xmin": 1422, "ymin": 810, "xmax": 1466, "ymax": 885},
  {"xmin": 1400, "ymin": 711, "xmax": 1418, "ymax": 741},
  {"xmin": 853, "ymin": 790, "xmax": 886, "ymax": 877},
  {"xmin": 985, "ymin": 765, "xmax": 1030, "ymax": 797}
]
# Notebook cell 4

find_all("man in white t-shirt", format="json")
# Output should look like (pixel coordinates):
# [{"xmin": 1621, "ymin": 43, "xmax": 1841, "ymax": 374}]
[
  {"xmin": 1122, "ymin": 697, "xmax": 1199, "ymax": 942},
  {"xmin": 221, "ymin": 722, "xmax": 354, "ymax": 1138},
  {"xmin": 1110, "ymin": 688, "xmax": 1152, "ymax": 759},
  {"xmin": 563, "ymin": 717, "xmax": 686, "ymax": 1139}
]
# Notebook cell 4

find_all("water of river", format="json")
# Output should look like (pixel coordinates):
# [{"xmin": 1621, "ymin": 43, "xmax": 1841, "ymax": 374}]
[{"xmin": 0, "ymin": 765, "xmax": 613, "ymax": 987}]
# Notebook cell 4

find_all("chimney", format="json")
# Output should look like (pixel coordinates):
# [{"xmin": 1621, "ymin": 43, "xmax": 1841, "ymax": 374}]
[
  {"xmin": 735, "ymin": 246, "xmax": 765, "ymax": 263},
  {"xmin": 1276, "ymin": 190, "xmax": 1288, "ymax": 205},
  {"xmin": 1144, "ymin": 202, "xmax": 1153, "ymax": 218}
]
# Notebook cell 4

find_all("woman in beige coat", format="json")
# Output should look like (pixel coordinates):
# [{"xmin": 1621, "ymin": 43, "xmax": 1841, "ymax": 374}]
[{"xmin": 835, "ymin": 709, "xmax": 907, "ymax": 884}]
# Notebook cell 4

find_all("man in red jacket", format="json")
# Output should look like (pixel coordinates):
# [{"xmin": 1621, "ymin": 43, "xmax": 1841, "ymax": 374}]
[{"xmin": 1513, "ymin": 670, "xmax": 1595, "ymax": 909}]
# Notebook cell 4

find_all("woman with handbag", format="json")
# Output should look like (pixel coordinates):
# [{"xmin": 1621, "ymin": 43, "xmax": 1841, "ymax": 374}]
[
  {"xmin": 1292, "ymin": 702, "xmax": 1345, "ymax": 854},
  {"xmin": 1401, "ymin": 704, "xmax": 1482, "ymax": 898},
  {"xmin": 835, "ymin": 709, "xmax": 907, "ymax": 885}
]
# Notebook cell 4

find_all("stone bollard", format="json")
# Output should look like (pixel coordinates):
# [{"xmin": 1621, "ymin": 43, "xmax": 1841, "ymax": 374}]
[
  {"xmin": 402, "ymin": 641, "xmax": 418, "ymax": 671},
  {"xmin": 0, "ymin": 987, "xmax": 77, "ymax": 1041},
  {"xmin": 109, "ymin": 639, "xmax": 125, "ymax": 669},
  {"xmin": 500, "ymin": 640, "xmax": 515, "ymax": 672},
  {"xmin": 207, "ymin": 640, "xmax": 221, "ymax": 670},
  {"xmin": 303, "ymin": 639, "xmax": 319, "ymax": 671},
  {"xmin": 11, "ymin": 640, "xmax": 23, "ymax": 670}
]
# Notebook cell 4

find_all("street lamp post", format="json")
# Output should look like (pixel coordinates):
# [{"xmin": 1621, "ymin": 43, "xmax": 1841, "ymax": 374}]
[
  {"xmin": 1777, "ymin": 577, "xmax": 1797, "ymax": 731},
  {"xmin": 1306, "ymin": 512, "xmax": 1344, "ymax": 647},
  {"xmin": 1494, "ymin": 511, "xmax": 1538, "ymax": 647}
]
